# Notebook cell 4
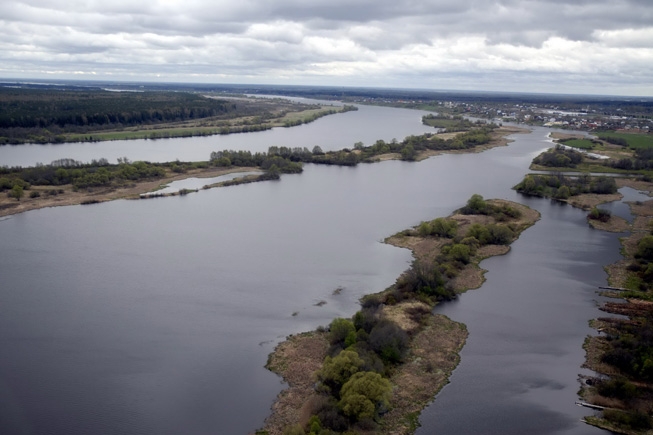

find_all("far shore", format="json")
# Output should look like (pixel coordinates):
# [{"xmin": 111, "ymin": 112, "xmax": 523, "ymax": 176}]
[
  {"xmin": 0, "ymin": 126, "xmax": 530, "ymax": 219},
  {"xmin": 0, "ymin": 166, "xmax": 260, "ymax": 218}
]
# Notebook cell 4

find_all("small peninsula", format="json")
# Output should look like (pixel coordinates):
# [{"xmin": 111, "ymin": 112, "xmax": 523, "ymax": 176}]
[
  {"xmin": 0, "ymin": 125, "xmax": 523, "ymax": 218},
  {"xmin": 258, "ymin": 195, "xmax": 540, "ymax": 435}
]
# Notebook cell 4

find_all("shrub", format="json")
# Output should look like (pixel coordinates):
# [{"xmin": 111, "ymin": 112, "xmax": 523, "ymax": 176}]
[
  {"xmin": 318, "ymin": 350, "xmax": 365, "ymax": 392},
  {"xmin": 588, "ymin": 207, "xmax": 611, "ymax": 223},
  {"xmin": 460, "ymin": 194, "xmax": 488, "ymax": 214},
  {"xmin": 430, "ymin": 218, "xmax": 458, "ymax": 238},
  {"xmin": 369, "ymin": 320, "xmax": 409, "ymax": 364},
  {"xmin": 596, "ymin": 377, "xmax": 638, "ymax": 401},
  {"xmin": 635, "ymin": 235, "xmax": 653, "ymax": 261},
  {"xmin": 329, "ymin": 318, "xmax": 356, "ymax": 346},
  {"xmin": 338, "ymin": 372, "xmax": 392, "ymax": 421},
  {"xmin": 603, "ymin": 409, "xmax": 652, "ymax": 430}
]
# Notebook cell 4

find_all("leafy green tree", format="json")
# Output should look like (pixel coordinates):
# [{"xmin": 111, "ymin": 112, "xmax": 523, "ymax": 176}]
[
  {"xmin": 555, "ymin": 185, "xmax": 571, "ymax": 199},
  {"xmin": 461, "ymin": 194, "xmax": 487, "ymax": 214},
  {"xmin": 10, "ymin": 184, "xmax": 23, "ymax": 201},
  {"xmin": 430, "ymin": 218, "xmax": 458, "ymax": 238},
  {"xmin": 466, "ymin": 224, "xmax": 491, "ymax": 245},
  {"xmin": 635, "ymin": 235, "xmax": 653, "ymax": 261},
  {"xmin": 318, "ymin": 350, "xmax": 365, "ymax": 392},
  {"xmin": 338, "ymin": 372, "xmax": 392, "ymax": 421},
  {"xmin": 369, "ymin": 320, "xmax": 408, "ymax": 364},
  {"xmin": 448, "ymin": 243, "xmax": 471, "ymax": 263},
  {"xmin": 329, "ymin": 318, "xmax": 356, "ymax": 345}
]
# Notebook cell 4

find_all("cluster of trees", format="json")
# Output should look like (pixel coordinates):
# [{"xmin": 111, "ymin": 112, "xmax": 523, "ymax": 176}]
[
  {"xmin": 515, "ymin": 173, "xmax": 617, "ymax": 199},
  {"xmin": 209, "ymin": 149, "xmax": 303, "ymax": 174},
  {"xmin": 208, "ymin": 127, "xmax": 495, "ymax": 173},
  {"xmin": 598, "ymin": 135, "xmax": 629, "ymax": 147},
  {"xmin": 623, "ymin": 234, "xmax": 653, "ymax": 294},
  {"xmin": 583, "ymin": 228, "xmax": 653, "ymax": 432},
  {"xmin": 532, "ymin": 145, "xmax": 584, "ymax": 168},
  {"xmin": 0, "ymin": 89, "xmax": 238, "ymax": 143},
  {"xmin": 388, "ymin": 195, "xmax": 521, "ymax": 304},
  {"xmin": 606, "ymin": 148, "xmax": 653, "ymax": 171},
  {"xmin": 308, "ymin": 314, "xmax": 404, "ymax": 431},
  {"xmin": 283, "ymin": 105, "xmax": 357, "ymax": 127},
  {"xmin": 587, "ymin": 207, "xmax": 612, "ymax": 223},
  {"xmin": 421, "ymin": 113, "xmax": 475, "ymax": 132},
  {"xmin": 0, "ymin": 159, "xmax": 199, "ymax": 190},
  {"xmin": 284, "ymin": 310, "xmax": 411, "ymax": 433},
  {"xmin": 459, "ymin": 193, "xmax": 523, "ymax": 221}
]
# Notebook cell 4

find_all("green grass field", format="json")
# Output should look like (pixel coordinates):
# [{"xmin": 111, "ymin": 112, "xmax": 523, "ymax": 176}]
[{"xmin": 597, "ymin": 131, "xmax": 653, "ymax": 149}]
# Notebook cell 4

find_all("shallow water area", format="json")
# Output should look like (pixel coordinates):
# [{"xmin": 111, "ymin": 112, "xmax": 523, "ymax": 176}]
[
  {"xmin": 148, "ymin": 171, "xmax": 259, "ymax": 195},
  {"xmin": 599, "ymin": 186, "xmax": 651, "ymax": 222}
]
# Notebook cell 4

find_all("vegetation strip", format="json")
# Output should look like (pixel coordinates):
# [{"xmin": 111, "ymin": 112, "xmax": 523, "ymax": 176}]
[
  {"xmin": 0, "ymin": 87, "xmax": 356, "ymax": 144},
  {"xmin": 0, "ymin": 126, "xmax": 519, "ymax": 218},
  {"xmin": 514, "ymin": 144, "xmax": 653, "ymax": 433},
  {"xmin": 258, "ymin": 196, "xmax": 539, "ymax": 435}
]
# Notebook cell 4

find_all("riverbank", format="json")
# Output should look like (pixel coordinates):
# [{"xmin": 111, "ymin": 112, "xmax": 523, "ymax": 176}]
[
  {"xmin": 0, "ymin": 125, "xmax": 530, "ymax": 219},
  {"xmin": 366, "ymin": 125, "xmax": 530, "ymax": 163},
  {"xmin": 0, "ymin": 166, "xmax": 260, "ymax": 218},
  {"xmin": 258, "ymin": 198, "xmax": 539, "ymax": 435},
  {"xmin": 567, "ymin": 179, "xmax": 653, "ymax": 433}
]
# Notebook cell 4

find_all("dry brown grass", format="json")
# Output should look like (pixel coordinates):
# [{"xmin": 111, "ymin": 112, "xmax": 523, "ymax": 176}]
[
  {"xmin": 567, "ymin": 193, "xmax": 624, "ymax": 210},
  {"xmin": 588, "ymin": 215, "xmax": 631, "ymax": 233},
  {"xmin": 261, "ymin": 332, "xmax": 329, "ymax": 435},
  {"xmin": 380, "ymin": 315, "xmax": 467, "ymax": 435}
]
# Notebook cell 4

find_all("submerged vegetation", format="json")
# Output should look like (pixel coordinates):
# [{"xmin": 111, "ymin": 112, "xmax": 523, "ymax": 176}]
[{"xmin": 260, "ymin": 195, "xmax": 539, "ymax": 435}]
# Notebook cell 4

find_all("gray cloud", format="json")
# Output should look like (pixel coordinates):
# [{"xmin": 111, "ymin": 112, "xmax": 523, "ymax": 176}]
[{"xmin": 0, "ymin": 0, "xmax": 652, "ymax": 95}]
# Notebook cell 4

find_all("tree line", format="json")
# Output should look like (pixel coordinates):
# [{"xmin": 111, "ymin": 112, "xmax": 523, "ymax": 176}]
[
  {"xmin": 0, "ymin": 88, "xmax": 237, "ymax": 144},
  {"xmin": 515, "ymin": 173, "xmax": 617, "ymax": 199}
]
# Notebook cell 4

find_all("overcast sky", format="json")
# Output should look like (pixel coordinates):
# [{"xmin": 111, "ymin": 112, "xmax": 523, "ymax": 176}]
[{"xmin": 1, "ymin": 0, "xmax": 652, "ymax": 96}]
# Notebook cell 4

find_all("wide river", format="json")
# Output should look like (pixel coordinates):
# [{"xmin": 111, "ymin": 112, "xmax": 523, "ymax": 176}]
[{"xmin": 0, "ymin": 103, "xmax": 621, "ymax": 434}]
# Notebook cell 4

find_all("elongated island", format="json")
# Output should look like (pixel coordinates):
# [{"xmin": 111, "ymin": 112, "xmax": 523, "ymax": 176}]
[{"xmin": 259, "ymin": 195, "xmax": 540, "ymax": 435}]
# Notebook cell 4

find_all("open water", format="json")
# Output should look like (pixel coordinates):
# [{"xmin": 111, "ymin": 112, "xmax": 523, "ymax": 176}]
[{"xmin": 0, "ymin": 104, "xmax": 622, "ymax": 434}]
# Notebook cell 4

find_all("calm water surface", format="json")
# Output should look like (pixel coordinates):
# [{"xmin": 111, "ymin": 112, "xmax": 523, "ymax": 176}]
[
  {"xmin": 0, "ymin": 104, "xmax": 435, "ymax": 167},
  {"xmin": 0, "ymin": 115, "xmax": 620, "ymax": 434}
]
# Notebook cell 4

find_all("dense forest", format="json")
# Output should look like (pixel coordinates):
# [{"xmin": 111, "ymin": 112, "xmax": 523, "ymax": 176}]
[
  {"xmin": 0, "ymin": 88, "xmax": 245, "ymax": 144},
  {"xmin": 0, "ymin": 88, "xmax": 233, "ymax": 128}
]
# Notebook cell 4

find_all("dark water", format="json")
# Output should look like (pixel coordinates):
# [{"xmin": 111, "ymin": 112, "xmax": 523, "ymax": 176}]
[
  {"xmin": 417, "ymin": 196, "xmax": 622, "ymax": 435},
  {"xmin": 0, "ymin": 121, "xmax": 620, "ymax": 434},
  {"xmin": 599, "ymin": 186, "xmax": 651, "ymax": 222},
  {"xmin": 0, "ymin": 104, "xmax": 435, "ymax": 167}
]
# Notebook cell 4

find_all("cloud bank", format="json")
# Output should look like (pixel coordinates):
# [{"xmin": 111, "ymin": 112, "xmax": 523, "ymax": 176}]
[{"xmin": 1, "ymin": 0, "xmax": 652, "ymax": 95}]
